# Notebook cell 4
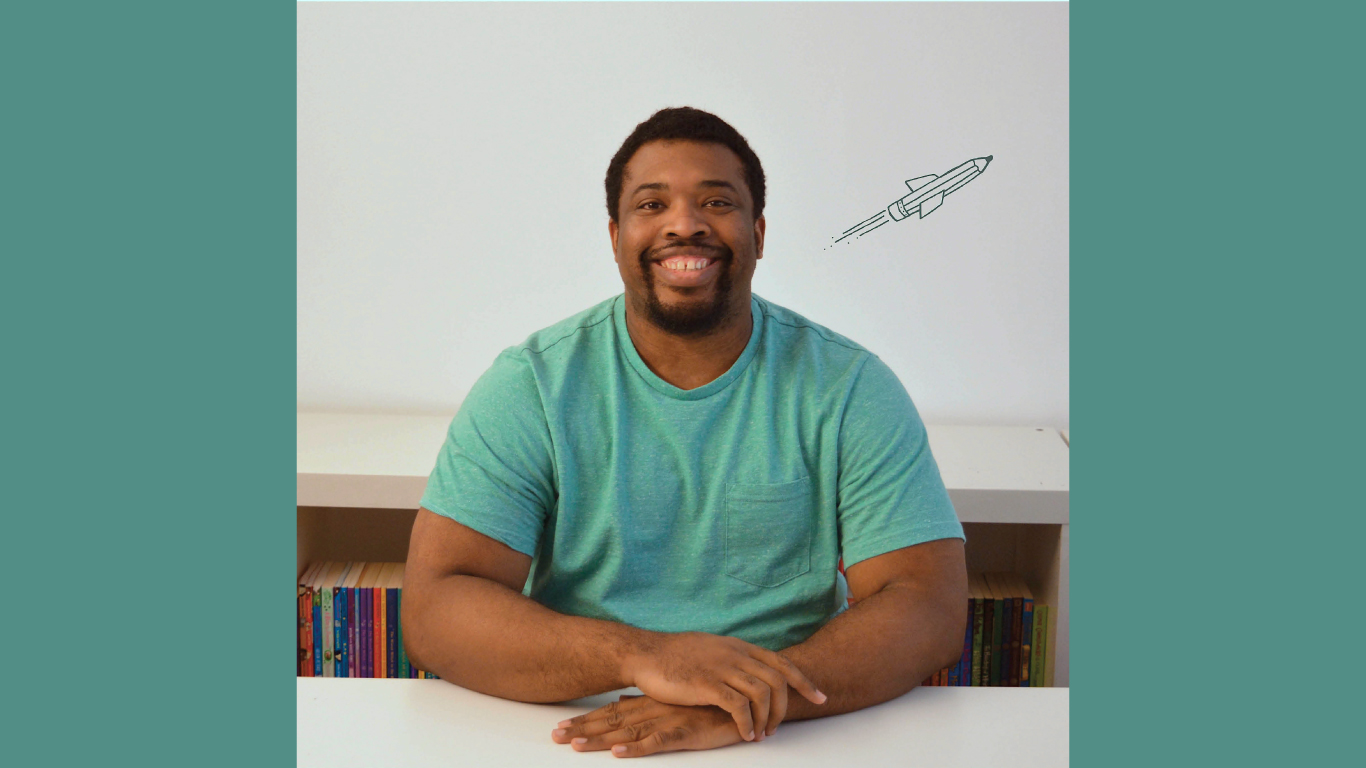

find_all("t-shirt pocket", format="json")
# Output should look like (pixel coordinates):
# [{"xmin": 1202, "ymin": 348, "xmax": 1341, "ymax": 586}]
[{"xmin": 724, "ymin": 476, "xmax": 815, "ymax": 588}]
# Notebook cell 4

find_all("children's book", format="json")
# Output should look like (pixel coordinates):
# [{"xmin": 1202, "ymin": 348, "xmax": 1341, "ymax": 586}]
[
  {"xmin": 1030, "ymin": 605, "xmax": 1049, "ymax": 687},
  {"xmin": 395, "ymin": 564, "xmax": 410, "ymax": 679}
]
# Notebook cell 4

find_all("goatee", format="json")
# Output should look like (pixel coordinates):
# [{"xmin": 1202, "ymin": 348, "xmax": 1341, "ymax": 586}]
[{"xmin": 637, "ymin": 243, "xmax": 734, "ymax": 337}]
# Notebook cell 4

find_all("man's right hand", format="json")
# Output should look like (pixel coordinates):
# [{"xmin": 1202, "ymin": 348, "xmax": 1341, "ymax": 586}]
[{"xmin": 619, "ymin": 631, "xmax": 826, "ymax": 741}]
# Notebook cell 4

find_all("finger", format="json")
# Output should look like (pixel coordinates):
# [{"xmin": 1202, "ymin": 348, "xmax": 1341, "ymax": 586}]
[
  {"xmin": 555, "ymin": 699, "xmax": 653, "ymax": 741},
  {"xmin": 569, "ymin": 718, "xmax": 665, "ymax": 753},
  {"xmin": 753, "ymin": 648, "xmax": 826, "ymax": 705},
  {"xmin": 554, "ymin": 714, "xmax": 631, "ymax": 743},
  {"xmin": 724, "ymin": 670, "xmax": 772, "ymax": 740},
  {"xmin": 610, "ymin": 727, "xmax": 691, "ymax": 758},
  {"xmin": 618, "ymin": 694, "xmax": 642, "ymax": 702},
  {"xmin": 740, "ymin": 659, "xmax": 788, "ymax": 735},
  {"xmin": 708, "ymin": 683, "xmax": 755, "ymax": 741},
  {"xmin": 554, "ymin": 700, "xmax": 665, "ymax": 742},
  {"xmin": 557, "ymin": 697, "xmax": 649, "ymax": 730}
]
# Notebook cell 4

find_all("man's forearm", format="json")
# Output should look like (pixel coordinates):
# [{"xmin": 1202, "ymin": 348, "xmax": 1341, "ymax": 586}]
[
  {"xmin": 779, "ymin": 582, "xmax": 966, "ymax": 721},
  {"xmin": 402, "ymin": 573, "xmax": 650, "ymax": 703}
]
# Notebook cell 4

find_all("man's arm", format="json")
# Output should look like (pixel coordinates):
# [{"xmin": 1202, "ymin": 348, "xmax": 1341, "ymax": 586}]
[
  {"xmin": 780, "ymin": 537, "xmax": 968, "ymax": 721},
  {"xmin": 402, "ymin": 508, "xmax": 824, "ymax": 738},
  {"xmin": 402, "ymin": 507, "xmax": 631, "ymax": 702}
]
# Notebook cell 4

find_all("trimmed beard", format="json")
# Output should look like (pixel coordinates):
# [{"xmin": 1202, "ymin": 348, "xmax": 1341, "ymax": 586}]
[{"xmin": 637, "ymin": 243, "xmax": 734, "ymax": 337}]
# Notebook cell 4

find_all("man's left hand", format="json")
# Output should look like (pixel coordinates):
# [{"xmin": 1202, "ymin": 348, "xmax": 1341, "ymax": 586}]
[{"xmin": 551, "ymin": 695, "xmax": 750, "ymax": 757}]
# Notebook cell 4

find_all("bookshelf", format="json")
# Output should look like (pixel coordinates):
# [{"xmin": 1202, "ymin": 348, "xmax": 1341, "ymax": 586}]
[{"xmin": 298, "ymin": 414, "xmax": 1070, "ymax": 686}]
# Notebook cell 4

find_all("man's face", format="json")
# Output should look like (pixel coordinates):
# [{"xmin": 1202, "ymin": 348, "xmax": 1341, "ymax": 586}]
[{"xmin": 609, "ymin": 140, "xmax": 765, "ymax": 337}]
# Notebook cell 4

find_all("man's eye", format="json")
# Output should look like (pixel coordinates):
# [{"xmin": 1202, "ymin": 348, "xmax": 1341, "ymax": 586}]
[
  {"xmin": 705, "ymin": 200, "xmax": 733, "ymax": 208},
  {"xmin": 638, "ymin": 201, "xmax": 662, "ymax": 210}
]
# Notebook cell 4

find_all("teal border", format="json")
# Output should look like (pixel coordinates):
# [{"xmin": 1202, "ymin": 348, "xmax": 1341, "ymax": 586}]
[
  {"xmin": 1074, "ymin": 1, "xmax": 1359, "ymax": 765},
  {"xmin": 13, "ymin": 0, "xmax": 1359, "ymax": 764},
  {"xmin": 9, "ymin": 1, "xmax": 295, "ymax": 765}
]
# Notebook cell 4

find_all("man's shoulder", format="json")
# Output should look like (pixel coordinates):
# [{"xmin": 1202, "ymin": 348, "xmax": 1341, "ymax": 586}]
[
  {"xmin": 503, "ymin": 295, "xmax": 620, "ymax": 359},
  {"xmin": 754, "ymin": 295, "xmax": 872, "ymax": 362}
]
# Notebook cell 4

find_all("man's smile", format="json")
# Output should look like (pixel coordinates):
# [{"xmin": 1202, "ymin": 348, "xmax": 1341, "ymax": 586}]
[{"xmin": 651, "ymin": 257, "xmax": 722, "ymax": 287}]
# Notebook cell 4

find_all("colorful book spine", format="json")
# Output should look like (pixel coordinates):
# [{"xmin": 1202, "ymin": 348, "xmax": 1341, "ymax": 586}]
[
  {"xmin": 980, "ymin": 597, "xmax": 994, "ymax": 686},
  {"xmin": 999, "ymin": 593, "xmax": 1010, "ymax": 688},
  {"xmin": 300, "ymin": 584, "xmax": 311, "ymax": 677},
  {"xmin": 1030, "ymin": 605, "xmax": 1048, "ymax": 687},
  {"xmin": 334, "ymin": 585, "xmax": 347, "ymax": 677},
  {"xmin": 397, "ymin": 589, "xmax": 410, "ymax": 679},
  {"xmin": 349, "ymin": 581, "xmax": 359, "ymax": 677},
  {"xmin": 361, "ymin": 583, "xmax": 372, "ymax": 677},
  {"xmin": 1032, "ymin": 604, "xmax": 1043, "ymax": 688},
  {"xmin": 958, "ymin": 604, "xmax": 972, "ymax": 685},
  {"xmin": 321, "ymin": 571, "xmax": 334, "ymax": 678},
  {"xmin": 1003, "ymin": 592, "xmax": 1016, "ymax": 687},
  {"xmin": 387, "ymin": 583, "xmax": 399, "ymax": 679},
  {"xmin": 308, "ymin": 584, "xmax": 316, "ymax": 677},
  {"xmin": 373, "ymin": 582, "xmax": 383, "ymax": 677},
  {"xmin": 297, "ymin": 584, "xmax": 307, "ymax": 676},
  {"xmin": 313, "ymin": 586, "xmax": 323, "ymax": 677},
  {"xmin": 971, "ymin": 596, "xmax": 984, "ymax": 686},
  {"xmin": 1019, "ymin": 596, "xmax": 1034, "ymax": 686},
  {"xmin": 1009, "ymin": 594, "xmax": 1023, "ymax": 687}
]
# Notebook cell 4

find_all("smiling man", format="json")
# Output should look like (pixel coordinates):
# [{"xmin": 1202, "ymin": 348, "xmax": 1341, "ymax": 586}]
[{"xmin": 402, "ymin": 107, "xmax": 967, "ymax": 758}]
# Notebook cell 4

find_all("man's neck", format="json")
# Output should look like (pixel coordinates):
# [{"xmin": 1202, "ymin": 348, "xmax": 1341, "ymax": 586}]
[{"xmin": 623, "ymin": 296, "xmax": 753, "ymax": 391}]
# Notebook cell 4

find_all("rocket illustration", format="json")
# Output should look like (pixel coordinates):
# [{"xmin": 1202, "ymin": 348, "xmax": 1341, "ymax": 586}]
[
  {"xmin": 828, "ymin": 155, "xmax": 993, "ymax": 248},
  {"xmin": 887, "ymin": 155, "xmax": 992, "ymax": 220}
]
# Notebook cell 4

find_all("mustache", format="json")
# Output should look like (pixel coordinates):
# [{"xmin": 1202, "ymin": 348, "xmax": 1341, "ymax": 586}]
[{"xmin": 640, "ymin": 241, "xmax": 731, "ymax": 262}]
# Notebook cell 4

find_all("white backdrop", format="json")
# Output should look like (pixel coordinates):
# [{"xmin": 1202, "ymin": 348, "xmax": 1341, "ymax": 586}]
[{"xmin": 298, "ymin": 2, "xmax": 1069, "ymax": 428}]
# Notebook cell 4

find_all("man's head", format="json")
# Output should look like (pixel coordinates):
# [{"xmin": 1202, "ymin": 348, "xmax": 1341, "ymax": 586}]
[{"xmin": 606, "ymin": 108, "xmax": 767, "ymax": 337}]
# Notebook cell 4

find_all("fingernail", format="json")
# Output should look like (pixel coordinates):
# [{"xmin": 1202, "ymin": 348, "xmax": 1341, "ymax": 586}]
[
  {"xmin": 573, "ymin": 738, "xmax": 587, "ymax": 746},
  {"xmin": 557, "ymin": 719, "xmax": 572, "ymax": 728},
  {"xmin": 817, "ymin": 691, "xmax": 828, "ymax": 703},
  {"xmin": 612, "ymin": 745, "xmax": 627, "ymax": 755},
  {"xmin": 748, "ymin": 730, "xmax": 755, "ymax": 740},
  {"xmin": 553, "ymin": 729, "xmax": 567, "ymax": 738}
]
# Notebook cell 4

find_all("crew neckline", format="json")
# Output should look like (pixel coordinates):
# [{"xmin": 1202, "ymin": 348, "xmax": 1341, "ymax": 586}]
[{"xmin": 613, "ymin": 294, "xmax": 764, "ymax": 401}]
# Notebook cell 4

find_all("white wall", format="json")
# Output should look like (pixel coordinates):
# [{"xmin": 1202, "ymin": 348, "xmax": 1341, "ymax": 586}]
[{"xmin": 298, "ymin": 2, "xmax": 1069, "ymax": 428}]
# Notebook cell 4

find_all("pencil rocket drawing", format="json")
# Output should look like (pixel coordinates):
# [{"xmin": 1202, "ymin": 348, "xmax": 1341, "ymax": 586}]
[{"xmin": 827, "ymin": 155, "xmax": 993, "ymax": 248}]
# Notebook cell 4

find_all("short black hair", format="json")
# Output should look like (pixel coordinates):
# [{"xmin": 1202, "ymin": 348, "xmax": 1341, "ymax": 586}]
[{"xmin": 605, "ymin": 107, "xmax": 766, "ymax": 223}]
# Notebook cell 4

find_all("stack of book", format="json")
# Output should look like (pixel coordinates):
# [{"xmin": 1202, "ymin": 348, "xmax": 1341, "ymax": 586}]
[
  {"xmin": 297, "ymin": 561, "xmax": 439, "ymax": 679},
  {"xmin": 923, "ymin": 572, "xmax": 1052, "ymax": 687}
]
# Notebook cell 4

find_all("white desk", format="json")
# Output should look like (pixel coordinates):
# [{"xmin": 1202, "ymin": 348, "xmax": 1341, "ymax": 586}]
[{"xmin": 298, "ymin": 679, "xmax": 1069, "ymax": 767}]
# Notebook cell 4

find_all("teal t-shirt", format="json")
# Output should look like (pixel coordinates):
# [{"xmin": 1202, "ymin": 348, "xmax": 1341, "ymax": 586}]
[{"xmin": 420, "ymin": 293, "xmax": 963, "ymax": 650}]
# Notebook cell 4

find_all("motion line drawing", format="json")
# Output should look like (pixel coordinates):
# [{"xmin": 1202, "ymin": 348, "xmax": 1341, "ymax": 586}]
[{"xmin": 828, "ymin": 155, "xmax": 992, "ymax": 248}]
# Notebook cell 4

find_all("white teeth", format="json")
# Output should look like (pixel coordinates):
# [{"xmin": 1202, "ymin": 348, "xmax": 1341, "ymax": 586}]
[{"xmin": 664, "ymin": 259, "xmax": 711, "ymax": 271}]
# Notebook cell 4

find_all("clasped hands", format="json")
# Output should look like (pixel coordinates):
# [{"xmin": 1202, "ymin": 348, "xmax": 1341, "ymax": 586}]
[{"xmin": 550, "ymin": 631, "xmax": 825, "ymax": 758}]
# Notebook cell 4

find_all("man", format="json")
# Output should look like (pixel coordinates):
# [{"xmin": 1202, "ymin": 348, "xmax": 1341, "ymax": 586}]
[{"xmin": 403, "ymin": 107, "xmax": 967, "ymax": 758}]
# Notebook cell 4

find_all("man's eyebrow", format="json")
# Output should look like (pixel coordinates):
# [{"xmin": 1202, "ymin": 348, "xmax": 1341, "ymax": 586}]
[
  {"xmin": 697, "ymin": 180, "xmax": 738, "ymax": 191},
  {"xmin": 628, "ymin": 180, "xmax": 740, "ymax": 196}
]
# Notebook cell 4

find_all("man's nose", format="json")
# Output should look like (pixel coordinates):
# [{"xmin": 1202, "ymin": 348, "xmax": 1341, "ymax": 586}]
[{"xmin": 664, "ymin": 203, "xmax": 711, "ymax": 239}]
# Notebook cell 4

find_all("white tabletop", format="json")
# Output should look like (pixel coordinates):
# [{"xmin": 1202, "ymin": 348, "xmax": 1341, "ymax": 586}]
[{"xmin": 298, "ymin": 678, "xmax": 1069, "ymax": 767}]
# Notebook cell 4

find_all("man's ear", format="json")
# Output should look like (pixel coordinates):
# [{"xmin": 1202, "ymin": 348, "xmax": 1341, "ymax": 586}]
[
  {"xmin": 608, "ymin": 218, "xmax": 619, "ymax": 262},
  {"xmin": 754, "ymin": 216, "xmax": 766, "ymax": 260}
]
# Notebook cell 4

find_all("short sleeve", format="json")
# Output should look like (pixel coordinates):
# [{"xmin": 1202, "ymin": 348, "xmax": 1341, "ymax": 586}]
[
  {"xmin": 419, "ymin": 349, "xmax": 557, "ymax": 557},
  {"xmin": 837, "ymin": 355, "xmax": 964, "ymax": 568}
]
